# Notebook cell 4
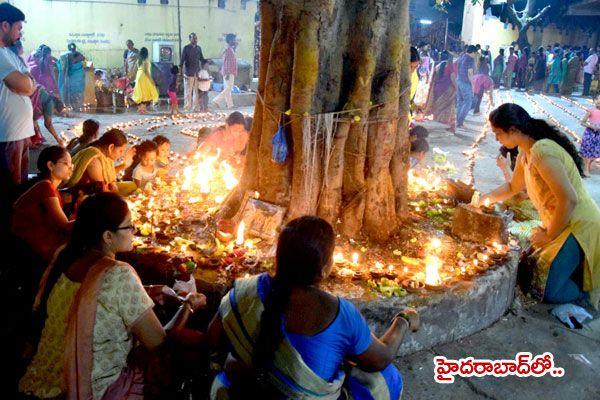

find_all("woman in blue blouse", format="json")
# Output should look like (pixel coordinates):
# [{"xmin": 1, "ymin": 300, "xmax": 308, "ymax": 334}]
[{"xmin": 207, "ymin": 216, "xmax": 420, "ymax": 399}]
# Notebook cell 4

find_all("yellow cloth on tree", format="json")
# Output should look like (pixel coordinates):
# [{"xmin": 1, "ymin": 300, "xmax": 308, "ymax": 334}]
[{"xmin": 523, "ymin": 139, "xmax": 600, "ymax": 309}]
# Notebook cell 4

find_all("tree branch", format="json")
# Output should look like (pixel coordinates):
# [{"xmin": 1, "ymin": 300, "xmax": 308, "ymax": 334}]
[
  {"xmin": 506, "ymin": 0, "xmax": 551, "ymax": 30},
  {"xmin": 523, "ymin": 4, "xmax": 551, "ymax": 29},
  {"xmin": 506, "ymin": 0, "xmax": 524, "ymax": 28}
]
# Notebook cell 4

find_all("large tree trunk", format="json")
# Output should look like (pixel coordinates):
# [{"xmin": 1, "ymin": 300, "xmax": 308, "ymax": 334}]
[{"xmin": 223, "ymin": 0, "xmax": 411, "ymax": 243}]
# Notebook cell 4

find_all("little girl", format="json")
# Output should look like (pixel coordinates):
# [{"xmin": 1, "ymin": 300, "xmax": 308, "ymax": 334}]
[
  {"xmin": 168, "ymin": 65, "xmax": 180, "ymax": 117},
  {"xmin": 131, "ymin": 140, "xmax": 158, "ymax": 190},
  {"xmin": 152, "ymin": 135, "xmax": 171, "ymax": 175},
  {"xmin": 580, "ymin": 97, "xmax": 600, "ymax": 175}
]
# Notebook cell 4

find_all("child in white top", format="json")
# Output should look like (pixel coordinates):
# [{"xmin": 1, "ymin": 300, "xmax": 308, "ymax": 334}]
[
  {"xmin": 198, "ymin": 60, "xmax": 212, "ymax": 112},
  {"xmin": 132, "ymin": 140, "xmax": 158, "ymax": 191}
]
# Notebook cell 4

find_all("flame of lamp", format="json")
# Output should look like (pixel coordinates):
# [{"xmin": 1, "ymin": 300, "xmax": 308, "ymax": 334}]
[
  {"xmin": 424, "ymin": 255, "xmax": 442, "ymax": 286},
  {"xmin": 236, "ymin": 221, "xmax": 245, "ymax": 246}
]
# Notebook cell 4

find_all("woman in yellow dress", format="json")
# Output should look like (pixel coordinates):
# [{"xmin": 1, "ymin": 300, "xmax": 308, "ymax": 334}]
[
  {"xmin": 131, "ymin": 47, "xmax": 158, "ymax": 114},
  {"xmin": 481, "ymin": 103, "xmax": 600, "ymax": 309}
]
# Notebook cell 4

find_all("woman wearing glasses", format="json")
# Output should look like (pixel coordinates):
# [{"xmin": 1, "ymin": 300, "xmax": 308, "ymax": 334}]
[{"xmin": 20, "ymin": 193, "xmax": 206, "ymax": 399}]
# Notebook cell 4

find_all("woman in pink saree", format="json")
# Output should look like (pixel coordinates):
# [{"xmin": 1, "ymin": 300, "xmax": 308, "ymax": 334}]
[
  {"xmin": 425, "ymin": 50, "xmax": 457, "ymax": 133},
  {"xmin": 27, "ymin": 45, "xmax": 59, "ymax": 95}
]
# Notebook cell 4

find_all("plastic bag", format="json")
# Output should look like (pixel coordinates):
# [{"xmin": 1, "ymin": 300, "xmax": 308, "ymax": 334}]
[
  {"xmin": 173, "ymin": 275, "xmax": 197, "ymax": 297},
  {"xmin": 271, "ymin": 125, "xmax": 288, "ymax": 164},
  {"xmin": 550, "ymin": 303, "xmax": 593, "ymax": 329}
]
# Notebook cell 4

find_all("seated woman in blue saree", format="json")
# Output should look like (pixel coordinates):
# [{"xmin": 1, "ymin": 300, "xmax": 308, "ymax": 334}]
[
  {"xmin": 207, "ymin": 216, "xmax": 420, "ymax": 400},
  {"xmin": 57, "ymin": 43, "xmax": 85, "ymax": 110}
]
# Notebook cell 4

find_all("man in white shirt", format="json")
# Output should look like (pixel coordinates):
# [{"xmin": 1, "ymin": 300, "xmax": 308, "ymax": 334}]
[
  {"xmin": 583, "ymin": 48, "xmax": 598, "ymax": 97},
  {"xmin": 0, "ymin": 3, "xmax": 34, "ymax": 197}
]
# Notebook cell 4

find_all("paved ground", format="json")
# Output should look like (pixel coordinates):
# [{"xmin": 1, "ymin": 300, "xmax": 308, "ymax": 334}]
[
  {"xmin": 399, "ymin": 91, "xmax": 600, "ymax": 399},
  {"xmin": 39, "ymin": 91, "xmax": 600, "ymax": 399}
]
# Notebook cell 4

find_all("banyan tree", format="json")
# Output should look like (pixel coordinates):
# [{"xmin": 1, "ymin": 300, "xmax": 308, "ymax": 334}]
[{"xmin": 222, "ymin": 0, "xmax": 412, "ymax": 243}]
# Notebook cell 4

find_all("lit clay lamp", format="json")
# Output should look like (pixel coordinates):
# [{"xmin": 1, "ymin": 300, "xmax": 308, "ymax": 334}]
[
  {"xmin": 370, "ymin": 262, "xmax": 397, "ymax": 280},
  {"xmin": 473, "ymin": 252, "xmax": 490, "ymax": 273},
  {"xmin": 216, "ymin": 219, "xmax": 235, "ymax": 243},
  {"xmin": 481, "ymin": 199, "xmax": 495, "ymax": 214},
  {"xmin": 488, "ymin": 242, "xmax": 509, "ymax": 264},
  {"xmin": 401, "ymin": 277, "xmax": 425, "ymax": 293},
  {"xmin": 424, "ymin": 255, "xmax": 447, "ymax": 291}
]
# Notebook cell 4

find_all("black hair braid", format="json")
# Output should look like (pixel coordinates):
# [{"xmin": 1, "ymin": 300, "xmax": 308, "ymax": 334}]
[
  {"xmin": 526, "ymin": 119, "xmax": 585, "ymax": 176},
  {"xmin": 252, "ymin": 216, "xmax": 334, "ymax": 371}
]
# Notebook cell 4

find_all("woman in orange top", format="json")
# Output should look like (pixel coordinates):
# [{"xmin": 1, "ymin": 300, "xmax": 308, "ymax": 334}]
[{"xmin": 12, "ymin": 146, "xmax": 74, "ymax": 263}]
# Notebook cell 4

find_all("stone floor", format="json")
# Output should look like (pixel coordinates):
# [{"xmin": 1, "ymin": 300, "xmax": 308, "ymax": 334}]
[{"xmin": 37, "ymin": 91, "xmax": 600, "ymax": 399}]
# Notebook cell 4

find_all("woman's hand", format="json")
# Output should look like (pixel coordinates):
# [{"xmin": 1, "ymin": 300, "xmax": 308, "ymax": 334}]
[
  {"xmin": 123, "ymin": 146, "xmax": 136, "ymax": 168},
  {"xmin": 394, "ymin": 308, "xmax": 420, "ymax": 332},
  {"xmin": 184, "ymin": 292, "xmax": 207, "ymax": 313},
  {"xmin": 496, "ymin": 154, "xmax": 509, "ymax": 171},
  {"xmin": 531, "ymin": 227, "xmax": 552, "ymax": 249},
  {"xmin": 145, "ymin": 285, "xmax": 178, "ymax": 305}
]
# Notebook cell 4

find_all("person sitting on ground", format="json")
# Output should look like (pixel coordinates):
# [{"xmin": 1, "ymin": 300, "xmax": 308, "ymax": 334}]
[
  {"xmin": 152, "ymin": 134, "xmax": 171, "ymax": 174},
  {"xmin": 481, "ymin": 103, "xmax": 600, "ymax": 307},
  {"xmin": 197, "ymin": 111, "xmax": 248, "ymax": 161},
  {"xmin": 409, "ymin": 125, "xmax": 429, "ymax": 143},
  {"xmin": 124, "ymin": 140, "xmax": 158, "ymax": 191},
  {"xmin": 207, "ymin": 216, "xmax": 419, "ymax": 399},
  {"xmin": 244, "ymin": 115, "xmax": 253, "ymax": 134},
  {"xmin": 410, "ymin": 137, "xmax": 429, "ymax": 169},
  {"xmin": 62, "ymin": 128, "xmax": 137, "ymax": 199},
  {"xmin": 12, "ymin": 146, "xmax": 73, "ymax": 265},
  {"xmin": 67, "ymin": 119, "xmax": 100, "ymax": 156},
  {"xmin": 19, "ymin": 192, "xmax": 207, "ymax": 399},
  {"xmin": 188, "ymin": 126, "xmax": 213, "ymax": 158}
]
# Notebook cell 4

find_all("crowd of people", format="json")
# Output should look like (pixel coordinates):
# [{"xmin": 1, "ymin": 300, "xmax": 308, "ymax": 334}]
[
  {"xmin": 5, "ymin": 14, "xmax": 240, "ymax": 120},
  {"xmin": 412, "ymin": 41, "xmax": 600, "ymax": 174},
  {"xmin": 415, "ymin": 42, "xmax": 599, "ymax": 131},
  {"xmin": 2, "ymin": 2, "xmax": 600, "ymax": 399}
]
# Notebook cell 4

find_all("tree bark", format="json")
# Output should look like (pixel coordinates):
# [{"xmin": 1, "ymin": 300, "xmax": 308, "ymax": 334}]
[
  {"xmin": 287, "ymin": 5, "xmax": 321, "ymax": 219},
  {"xmin": 363, "ymin": 1, "xmax": 404, "ymax": 241},
  {"xmin": 223, "ymin": 0, "xmax": 412, "ymax": 242},
  {"xmin": 391, "ymin": 3, "xmax": 411, "ymax": 219}
]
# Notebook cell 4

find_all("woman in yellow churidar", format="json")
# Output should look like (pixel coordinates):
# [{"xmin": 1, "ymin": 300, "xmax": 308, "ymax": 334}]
[
  {"xmin": 481, "ymin": 103, "xmax": 600, "ymax": 309},
  {"xmin": 131, "ymin": 47, "xmax": 158, "ymax": 114}
]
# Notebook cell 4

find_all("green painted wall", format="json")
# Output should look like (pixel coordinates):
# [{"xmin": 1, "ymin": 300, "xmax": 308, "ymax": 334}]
[{"xmin": 13, "ymin": 0, "xmax": 257, "ymax": 71}]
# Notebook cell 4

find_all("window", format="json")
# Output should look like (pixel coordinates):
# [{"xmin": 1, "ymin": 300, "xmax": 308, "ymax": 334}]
[
  {"xmin": 218, "ymin": 0, "xmax": 226, "ymax": 9},
  {"xmin": 137, "ymin": 0, "xmax": 147, "ymax": 4},
  {"xmin": 160, "ymin": 0, "xmax": 169, "ymax": 4},
  {"xmin": 241, "ymin": 0, "xmax": 248, "ymax": 10}
]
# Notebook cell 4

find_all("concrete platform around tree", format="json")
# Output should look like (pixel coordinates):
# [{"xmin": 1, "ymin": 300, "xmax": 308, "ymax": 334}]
[{"xmin": 355, "ymin": 253, "xmax": 518, "ymax": 356}]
